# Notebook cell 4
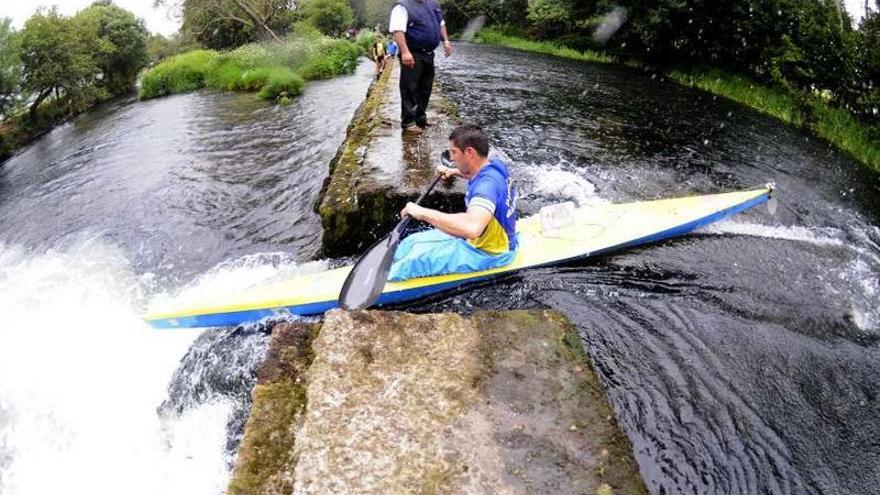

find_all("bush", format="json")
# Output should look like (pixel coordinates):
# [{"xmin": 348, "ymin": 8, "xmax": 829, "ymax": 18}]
[
  {"xmin": 138, "ymin": 33, "xmax": 360, "ymax": 102},
  {"xmin": 139, "ymin": 49, "xmax": 218, "ymax": 98},
  {"xmin": 355, "ymin": 29, "xmax": 377, "ymax": 55},
  {"xmin": 298, "ymin": 39, "xmax": 360, "ymax": 80},
  {"xmin": 257, "ymin": 69, "xmax": 304, "ymax": 100}
]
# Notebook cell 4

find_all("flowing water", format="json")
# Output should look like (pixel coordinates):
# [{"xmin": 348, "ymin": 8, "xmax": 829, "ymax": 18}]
[
  {"xmin": 0, "ymin": 60, "xmax": 373, "ymax": 494},
  {"xmin": 0, "ymin": 43, "xmax": 879, "ymax": 495},
  {"xmin": 415, "ymin": 43, "xmax": 880, "ymax": 494}
]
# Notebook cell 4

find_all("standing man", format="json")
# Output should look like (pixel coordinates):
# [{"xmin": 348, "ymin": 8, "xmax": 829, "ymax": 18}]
[{"xmin": 389, "ymin": 0, "xmax": 453, "ymax": 134}]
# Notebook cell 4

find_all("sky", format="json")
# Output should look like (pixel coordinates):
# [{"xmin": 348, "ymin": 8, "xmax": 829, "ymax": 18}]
[
  {"xmin": 2, "ymin": 0, "xmax": 181, "ymax": 36},
  {"xmin": 0, "ymin": 0, "xmax": 874, "ymax": 37}
]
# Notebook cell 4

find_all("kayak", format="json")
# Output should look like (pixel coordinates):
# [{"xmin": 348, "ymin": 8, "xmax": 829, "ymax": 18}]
[{"xmin": 146, "ymin": 185, "xmax": 773, "ymax": 329}]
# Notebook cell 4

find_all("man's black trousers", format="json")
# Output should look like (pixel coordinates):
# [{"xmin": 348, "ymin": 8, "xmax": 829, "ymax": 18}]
[{"xmin": 399, "ymin": 51, "xmax": 434, "ymax": 128}]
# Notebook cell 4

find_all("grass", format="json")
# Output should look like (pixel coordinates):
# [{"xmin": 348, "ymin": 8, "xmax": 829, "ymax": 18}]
[
  {"xmin": 811, "ymin": 102, "xmax": 880, "ymax": 171},
  {"xmin": 139, "ymin": 32, "xmax": 362, "ymax": 102},
  {"xmin": 667, "ymin": 68, "xmax": 805, "ymax": 127},
  {"xmin": 476, "ymin": 28, "xmax": 613, "ymax": 64},
  {"xmin": 475, "ymin": 28, "xmax": 880, "ymax": 173}
]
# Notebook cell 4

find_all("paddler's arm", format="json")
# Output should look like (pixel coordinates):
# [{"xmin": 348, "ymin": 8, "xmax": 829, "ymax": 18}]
[{"xmin": 400, "ymin": 203, "xmax": 491, "ymax": 240}]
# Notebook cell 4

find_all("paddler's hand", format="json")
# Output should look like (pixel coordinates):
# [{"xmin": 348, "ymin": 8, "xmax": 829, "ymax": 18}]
[
  {"xmin": 401, "ymin": 202, "xmax": 426, "ymax": 220},
  {"xmin": 401, "ymin": 51, "xmax": 415, "ymax": 69},
  {"xmin": 436, "ymin": 165, "xmax": 458, "ymax": 180},
  {"xmin": 443, "ymin": 40, "xmax": 453, "ymax": 58}
]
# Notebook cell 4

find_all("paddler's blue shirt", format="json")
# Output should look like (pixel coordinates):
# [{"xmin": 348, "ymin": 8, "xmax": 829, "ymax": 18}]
[
  {"xmin": 387, "ymin": 157, "xmax": 519, "ymax": 282},
  {"xmin": 465, "ymin": 158, "xmax": 517, "ymax": 253}
]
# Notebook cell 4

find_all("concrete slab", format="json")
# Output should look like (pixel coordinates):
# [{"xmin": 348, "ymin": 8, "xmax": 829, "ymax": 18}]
[{"xmin": 229, "ymin": 310, "xmax": 647, "ymax": 495}]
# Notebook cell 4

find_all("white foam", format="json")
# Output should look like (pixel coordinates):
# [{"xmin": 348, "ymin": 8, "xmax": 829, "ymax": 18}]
[
  {"xmin": 702, "ymin": 221, "xmax": 846, "ymax": 248},
  {"xmin": 527, "ymin": 163, "xmax": 606, "ymax": 207},
  {"xmin": 0, "ymin": 238, "xmax": 232, "ymax": 495},
  {"xmin": 703, "ymin": 221, "xmax": 880, "ymax": 331},
  {"xmin": 150, "ymin": 252, "xmax": 328, "ymax": 311},
  {"xmin": 846, "ymin": 257, "xmax": 879, "ymax": 332}
]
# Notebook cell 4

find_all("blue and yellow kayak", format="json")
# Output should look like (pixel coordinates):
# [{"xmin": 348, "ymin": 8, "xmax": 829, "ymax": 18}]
[{"xmin": 146, "ymin": 185, "xmax": 773, "ymax": 329}]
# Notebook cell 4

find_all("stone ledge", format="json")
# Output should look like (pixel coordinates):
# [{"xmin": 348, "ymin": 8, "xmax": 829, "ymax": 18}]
[
  {"xmin": 229, "ymin": 310, "xmax": 647, "ymax": 495},
  {"xmin": 316, "ymin": 61, "xmax": 465, "ymax": 258}
]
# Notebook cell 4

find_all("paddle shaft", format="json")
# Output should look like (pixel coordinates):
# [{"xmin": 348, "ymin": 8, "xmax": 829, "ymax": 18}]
[
  {"xmin": 337, "ymin": 173, "xmax": 444, "ymax": 310},
  {"xmin": 395, "ymin": 174, "xmax": 443, "ymax": 235}
]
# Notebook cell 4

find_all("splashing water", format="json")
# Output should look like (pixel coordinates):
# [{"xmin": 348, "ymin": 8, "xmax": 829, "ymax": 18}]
[
  {"xmin": 460, "ymin": 15, "xmax": 487, "ymax": 42},
  {"xmin": 593, "ymin": 6, "xmax": 628, "ymax": 44},
  {"xmin": 0, "ymin": 238, "xmax": 232, "ymax": 495}
]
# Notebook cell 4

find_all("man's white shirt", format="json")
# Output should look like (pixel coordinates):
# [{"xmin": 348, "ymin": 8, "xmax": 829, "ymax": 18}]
[{"xmin": 389, "ymin": 4, "xmax": 446, "ymax": 33}]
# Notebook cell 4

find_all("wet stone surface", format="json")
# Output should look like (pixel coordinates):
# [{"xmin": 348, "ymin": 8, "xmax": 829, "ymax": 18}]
[
  {"xmin": 230, "ymin": 309, "xmax": 646, "ymax": 494},
  {"xmin": 317, "ymin": 61, "xmax": 466, "ymax": 257}
]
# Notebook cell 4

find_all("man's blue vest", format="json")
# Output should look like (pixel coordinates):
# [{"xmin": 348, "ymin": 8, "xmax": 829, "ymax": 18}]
[{"xmin": 396, "ymin": 0, "xmax": 441, "ymax": 52}]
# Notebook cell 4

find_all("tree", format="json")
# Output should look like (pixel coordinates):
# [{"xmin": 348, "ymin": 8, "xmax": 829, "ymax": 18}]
[
  {"xmin": 180, "ymin": 1, "xmax": 258, "ymax": 49},
  {"xmin": 74, "ymin": 1, "xmax": 149, "ymax": 94},
  {"xmin": 853, "ymin": 11, "xmax": 880, "ymax": 122},
  {"xmin": 146, "ymin": 33, "xmax": 181, "ymax": 63},
  {"xmin": 19, "ymin": 8, "xmax": 96, "ymax": 116},
  {"xmin": 157, "ymin": 0, "xmax": 295, "ymax": 44},
  {"xmin": 300, "ymin": 0, "xmax": 355, "ymax": 35},
  {"xmin": 0, "ymin": 17, "xmax": 22, "ymax": 116}
]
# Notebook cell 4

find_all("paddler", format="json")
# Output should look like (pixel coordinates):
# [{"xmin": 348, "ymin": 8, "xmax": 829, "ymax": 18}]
[{"xmin": 389, "ymin": 124, "xmax": 518, "ymax": 281}]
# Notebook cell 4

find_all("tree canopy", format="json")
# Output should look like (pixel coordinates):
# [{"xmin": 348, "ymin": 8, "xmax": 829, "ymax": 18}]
[
  {"xmin": 300, "ymin": 0, "xmax": 356, "ymax": 35},
  {"xmin": 16, "ymin": 2, "xmax": 149, "ymax": 116},
  {"xmin": 0, "ymin": 18, "xmax": 21, "ymax": 116}
]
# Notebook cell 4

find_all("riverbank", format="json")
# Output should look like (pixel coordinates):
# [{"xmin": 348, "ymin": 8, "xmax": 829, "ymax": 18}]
[
  {"xmin": 139, "ymin": 32, "xmax": 362, "ymax": 102},
  {"xmin": 0, "ymin": 91, "xmax": 119, "ymax": 163},
  {"xmin": 476, "ymin": 29, "xmax": 880, "ymax": 173}
]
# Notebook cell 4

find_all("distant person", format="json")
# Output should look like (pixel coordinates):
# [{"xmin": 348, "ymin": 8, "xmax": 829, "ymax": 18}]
[
  {"xmin": 371, "ymin": 36, "xmax": 387, "ymax": 79},
  {"xmin": 389, "ymin": 0, "xmax": 453, "ymax": 135},
  {"xmin": 385, "ymin": 39, "xmax": 399, "ymax": 62},
  {"xmin": 389, "ymin": 125, "xmax": 518, "ymax": 281}
]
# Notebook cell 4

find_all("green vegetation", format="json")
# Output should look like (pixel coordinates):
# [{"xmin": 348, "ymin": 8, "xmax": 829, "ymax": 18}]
[
  {"xmin": 477, "ymin": 29, "xmax": 613, "ymax": 64},
  {"xmin": 146, "ymin": 33, "xmax": 185, "ymax": 64},
  {"xmin": 452, "ymin": 0, "xmax": 880, "ymax": 172},
  {"xmin": 668, "ymin": 69, "xmax": 805, "ymax": 127},
  {"xmin": 139, "ymin": 32, "xmax": 360, "ymax": 101},
  {"xmin": 477, "ymin": 29, "xmax": 880, "ymax": 171},
  {"xmin": 299, "ymin": 0, "xmax": 356, "ymax": 36},
  {"xmin": 0, "ymin": 2, "xmax": 149, "ymax": 161},
  {"xmin": 0, "ymin": 18, "xmax": 21, "ymax": 117},
  {"xmin": 347, "ymin": 0, "xmax": 396, "ymax": 31},
  {"xmin": 811, "ymin": 102, "xmax": 880, "ymax": 171},
  {"xmin": 158, "ymin": 0, "xmax": 296, "ymax": 48}
]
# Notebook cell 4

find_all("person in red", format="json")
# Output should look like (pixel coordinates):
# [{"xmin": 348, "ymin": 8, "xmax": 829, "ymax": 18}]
[{"xmin": 389, "ymin": 0, "xmax": 453, "ymax": 134}]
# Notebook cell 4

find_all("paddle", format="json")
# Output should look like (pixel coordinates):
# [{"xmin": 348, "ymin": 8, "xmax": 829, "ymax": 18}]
[{"xmin": 338, "ymin": 151, "xmax": 453, "ymax": 310}]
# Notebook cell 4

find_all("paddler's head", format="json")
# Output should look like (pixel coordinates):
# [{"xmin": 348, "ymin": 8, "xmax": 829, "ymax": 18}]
[{"xmin": 447, "ymin": 124, "xmax": 490, "ymax": 179}]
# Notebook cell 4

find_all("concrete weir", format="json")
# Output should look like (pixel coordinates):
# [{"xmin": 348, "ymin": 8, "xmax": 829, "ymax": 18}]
[
  {"xmin": 316, "ymin": 61, "xmax": 465, "ymax": 257},
  {"xmin": 228, "ymin": 310, "xmax": 647, "ymax": 495}
]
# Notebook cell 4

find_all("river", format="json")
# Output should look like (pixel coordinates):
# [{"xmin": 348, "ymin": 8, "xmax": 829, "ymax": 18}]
[{"xmin": 1, "ymin": 45, "xmax": 879, "ymax": 494}]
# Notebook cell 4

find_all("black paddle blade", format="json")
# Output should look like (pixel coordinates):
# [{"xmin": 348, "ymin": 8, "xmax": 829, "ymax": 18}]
[
  {"xmin": 337, "ymin": 169, "xmax": 443, "ymax": 311},
  {"xmin": 338, "ymin": 233, "xmax": 400, "ymax": 310},
  {"xmin": 441, "ymin": 150, "xmax": 453, "ymax": 168}
]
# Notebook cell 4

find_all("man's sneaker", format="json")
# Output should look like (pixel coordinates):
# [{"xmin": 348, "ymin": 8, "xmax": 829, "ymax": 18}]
[{"xmin": 403, "ymin": 124, "xmax": 423, "ymax": 135}]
